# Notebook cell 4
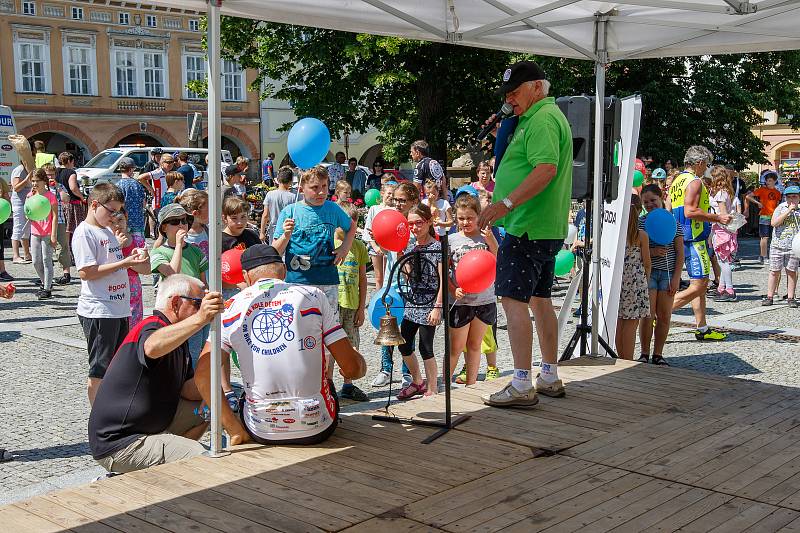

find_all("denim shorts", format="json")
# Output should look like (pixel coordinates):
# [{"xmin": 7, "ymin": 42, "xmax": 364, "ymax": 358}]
[{"xmin": 648, "ymin": 268, "xmax": 672, "ymax": 292}]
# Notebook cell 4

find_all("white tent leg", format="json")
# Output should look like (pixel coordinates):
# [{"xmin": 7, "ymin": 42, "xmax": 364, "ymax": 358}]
[
  {"xmin": 206, "ymin": 0, "xmax": 225, "ymax": 457},
  {"xmin": 590, "ymin": 17, "xmax": 607, "ymax": 357}
]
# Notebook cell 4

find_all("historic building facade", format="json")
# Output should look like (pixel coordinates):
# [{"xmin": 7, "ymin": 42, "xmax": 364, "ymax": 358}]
[{"xmin": 0, "ymin": 0, "xmax": 260, "ymax": 165}]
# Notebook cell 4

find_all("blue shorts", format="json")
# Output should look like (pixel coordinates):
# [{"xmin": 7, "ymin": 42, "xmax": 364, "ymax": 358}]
[
  {"xmin": 684, "ymin": 240, "xmax": 711, "ymax": 279},
  {"xmin": 648, "ymin": 268, "xmax": 671, "ymax": 291},
  {"xmin": 759, "ymin": 222, "xmax": 772, "ymax": 238},
  {"xmin": 495, "ymin": 234, "xmax": 562, "ymax": 302}
]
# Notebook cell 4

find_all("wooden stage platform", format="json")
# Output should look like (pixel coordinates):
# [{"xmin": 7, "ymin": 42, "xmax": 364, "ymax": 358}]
[{"xmin": 6, "ymin": 357, "xmax": 800, "ymax": 532}]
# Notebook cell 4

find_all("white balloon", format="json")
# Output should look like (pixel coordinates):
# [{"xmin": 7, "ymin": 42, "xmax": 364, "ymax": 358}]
[
  {"xmin": 792, "ymin": 233, "xmax": 800, "ymax": 259},
  {"xmin": 565, "ymin": 224, "xmax": 578, "ymax": 244}
]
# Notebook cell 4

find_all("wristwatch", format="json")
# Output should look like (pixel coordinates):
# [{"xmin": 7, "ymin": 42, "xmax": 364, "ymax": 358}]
[{"xmin": 502, "ymin": 197, "xmax": 514, "ymax": 211}]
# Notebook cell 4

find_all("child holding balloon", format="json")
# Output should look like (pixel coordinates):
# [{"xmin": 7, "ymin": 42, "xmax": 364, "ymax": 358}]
[
  {"xmin": 616, "ymin": 194, "xmax": 651, "ymax": 360},
  {"xmin": 448, "ymin": 194, "xmax": 498, "ymax": 385},
  {"xmin": 27, "ymin": 169, "xmax": 58, "ymax": 300},
  {"xmin": 638, "ymin": 184, "xmax": 683, "ymax": 366},
  {"xmin": 396, "ymin": 203, "xmax": 443, "ymax": 399},
  {"xmin": 363, "ymin": 182, "xmax": 397, "ymax": 289}
]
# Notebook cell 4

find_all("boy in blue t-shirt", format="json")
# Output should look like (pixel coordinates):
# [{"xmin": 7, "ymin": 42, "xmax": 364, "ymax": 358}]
[{"xmin": 272, "ymin": 166, "xmax": 357, "ymax": 318}]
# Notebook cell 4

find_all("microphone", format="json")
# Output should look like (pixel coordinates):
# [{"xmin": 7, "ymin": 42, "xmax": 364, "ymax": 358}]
[{"xmin": 476, "ymin": 103, "xmax": 514, "ymax": 141}]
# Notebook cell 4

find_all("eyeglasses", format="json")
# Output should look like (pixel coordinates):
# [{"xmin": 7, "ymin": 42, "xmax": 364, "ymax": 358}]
[
  {"xmin": 165, "ymin": 218, "xmax": 189, "ymax": 226},
  {"xmin": 99, "ymin": 203, "xmax": 124, "ymax": 219},
  {"xmin": 407, "ymin": 220, "xmax": 427, "ymax": 227},
  {"xmin": 179, "ymin": 295, "xmax": 202, "ymax": 308},
  {"xmin": 392, "ymin": 197, "xmax": 409, "ymax": 204}
]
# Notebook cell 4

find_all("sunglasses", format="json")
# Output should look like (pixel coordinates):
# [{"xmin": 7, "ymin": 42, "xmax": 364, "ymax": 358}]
[
  {"xmin": 165, "ymin": 218, "xmax": 188, "ymax": 226},
  {"xmin": 179, "ymin": 295, "xmax": 202, "ymax": 308},
  {"xmin": 99, "ymin": 203, "xmax": 125, "ymax": 219}
]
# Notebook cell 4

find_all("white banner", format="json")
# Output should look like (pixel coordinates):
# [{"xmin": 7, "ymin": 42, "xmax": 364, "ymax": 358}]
[
  {"xmin": 0, "ymin": 106, "xmax": 21, "ymax": 185},
  {"xmin": 590, "ymin": 95, "xmax": 642, "ymax": 354}
]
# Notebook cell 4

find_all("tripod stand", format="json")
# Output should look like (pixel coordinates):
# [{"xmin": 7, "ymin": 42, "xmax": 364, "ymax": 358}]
[
  {"xmin": 560, "ymin": 197, "xmax": 618, "ymax": 360},
  {"xmin": 372, "ymin": 235, "xmax": 471, "ymax": 444}
]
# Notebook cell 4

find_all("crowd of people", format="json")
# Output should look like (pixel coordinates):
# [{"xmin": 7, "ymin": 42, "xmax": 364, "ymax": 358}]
[{"xmin": 2, "ymin": 59, "xmax": 798, "ymax": 474}]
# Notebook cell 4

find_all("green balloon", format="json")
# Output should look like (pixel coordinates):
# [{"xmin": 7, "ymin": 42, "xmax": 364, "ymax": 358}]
[
  {"xmin": 24, "ymin": 194, "xmax": 51, "ymax": 221},
  {"xmin": 0, "ymin": 198, "xmax": 10, "ymax": 224},
  {"xmin": 554, "ymin": 249, "xmax": 575, "ymax": 277},
  {"xmin": 364, "ymin": 188, "xmax": 381, "ymax": 207},
  {"xmin": 633, "ymin": 169, "xmax": 644, "ymax": 187}
]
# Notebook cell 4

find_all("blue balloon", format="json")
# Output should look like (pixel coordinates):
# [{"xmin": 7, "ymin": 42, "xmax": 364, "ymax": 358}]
[
  {"xmin": 644, "ymin": 208, "xmax": 677, "ymax": 245},
  {"xmin": 287, "ymin": 117, "xmax": 331, "ymax": 169},
  {"xmin": 368, "ymin": 286, "xmax": 405, "ymax": 330}
]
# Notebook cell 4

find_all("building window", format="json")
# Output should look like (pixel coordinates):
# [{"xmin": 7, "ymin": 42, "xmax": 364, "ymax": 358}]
[
  {"xmin": 146, "ymin": 14, "xmax": 157, "ymax": 28},
  {"xmin": 22, "ymin": 1, "xmax": 35, "ymax": 15},
  {"xmin": 222, "ymin": 60, "xmax": 244, "ymax": 102},
  {"xmin": 64, "ymin": 46, "xmax": 95, "ymax": 95},
  {"xmin": 113, "ymin": 50, "xmax": 137, "ymax": 96},
  {"xmin": 184, "ymin": 55, "xmax": 206, "ymax": 99},
  {"xmin": 189, "ymin": 19, "xmax": 200, "ymax": 32},
  {"xmin": 16, "ymin": 42, "xmax": 49, "ymax": 93},
  {"xmin": 71, "ymin": 7, "xmax": 83, "ymax": 20},
  {"xmin": 118, "ymin": 12, "xmax": 129, "ymax": 25},
  {"xmin": 143, "ymin": 52, "xmax": 165, "ymax": 98}
]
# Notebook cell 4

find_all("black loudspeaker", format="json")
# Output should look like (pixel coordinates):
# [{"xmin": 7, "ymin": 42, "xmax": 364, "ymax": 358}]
[{"xmin": 556, "ymin": 96, "xmax": 622, "ymax": 201}]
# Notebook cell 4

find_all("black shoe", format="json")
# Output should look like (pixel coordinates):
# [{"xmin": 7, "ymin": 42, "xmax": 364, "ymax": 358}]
[
  {"xmin": 340, "ymin": 385, "xmax": 369, "ymax": 402},
  {"xmin": 762, "ymin": 296, "xmax": 774, "ymax": 306},
  {"xmin": 55, "ymin": 274, "xmax": 70, "ymax": 285},
  {"xmin": 713, "ymin": 292, "xmax": 730, "ymax": 302},
  {"xmin": 679, "ymin": 280, "xmax": 690, "ymax": 291},
  {"xmin": 706, "ymin": 281, "xmax": 719, "ymax": 294},
  {"xmin": 37, "ymin": 289, "xmax": 52, "ymax": 300},
  {"xmin": 789, "ymin": 298, "xmax": 799, "ymax": 309},
  {"xmin": 637, "ymin": 354, "xmax": 650, "ymax": 363},
  {"xmin": 0, "ymin": 271, "xmax": 13, "ymax": 282},
  {"xmin": 651, "ymin": 355, "xmax": 670, "ymax": 366}
]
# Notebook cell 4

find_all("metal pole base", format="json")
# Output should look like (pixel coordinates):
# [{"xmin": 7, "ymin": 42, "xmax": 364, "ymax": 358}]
[
  {"xmin": 202, "ymin": 449, "xmax": 231, "ymax": 459},
  {"xmin": 371, "ymin": 413, "xmax": 472, "ymax": 444},
  {"xmin": 560, "ymin": 324, "xmax": 618, "ymax": 361}
]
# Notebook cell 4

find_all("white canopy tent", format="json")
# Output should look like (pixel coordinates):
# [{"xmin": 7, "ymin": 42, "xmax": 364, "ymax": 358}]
[{"xmin": 152, "ymin": 0, "xmax": 800, "ymax": 454}]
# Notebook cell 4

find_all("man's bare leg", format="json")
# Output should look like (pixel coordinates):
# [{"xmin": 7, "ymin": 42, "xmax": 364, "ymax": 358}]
[{"xmin": 502, "ymin": 297, "xmax": 533, "ymax": 390}]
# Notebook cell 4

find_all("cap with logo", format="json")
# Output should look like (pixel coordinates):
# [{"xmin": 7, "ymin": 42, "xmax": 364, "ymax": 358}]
[
  {"xmin": 496, "ymin": 61, "xmax": 547, "ymax": 96},
  {"xmin": 241, "ymin": 244, "xmax": 284, "ymax": 271},
  {"xmin": 784, "ymin": 185, "xmax": 800, "ymax": 195}
]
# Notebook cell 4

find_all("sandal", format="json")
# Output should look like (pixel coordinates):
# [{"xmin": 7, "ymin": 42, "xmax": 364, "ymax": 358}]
[
  {"xmin": 225, "ymin": 390, "xmax": 240, "ymax": 413},
  {"xmin": 761, "ymin": 296, "xmax": 774, "ymax": 306},
  {"xmin": 637, "ymin": 354, "xmax": 650, "ymax": 363},
  {"xmin": 397, "ymin": 381, "xmax": 426, "ymax": 401},
  {"xmin": 651, "ymin": 355, "xmax": 670, "ymax": 366}
]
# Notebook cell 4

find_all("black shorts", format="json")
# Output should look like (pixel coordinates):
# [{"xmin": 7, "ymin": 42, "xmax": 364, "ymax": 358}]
[
  {"xmin": 79, "ymin": 316, "xmax": 129, "ymax": 379},
  {"xmin": 239, "ymin": 381, "xmax": 339, "ymax": 445},
  {"xmin": 495, "ymin": 235, "xmax": 562, "ymax": 302},
  {"xmin": 448, "ymin": 303, "xmax": 497, "ymax": 329}
]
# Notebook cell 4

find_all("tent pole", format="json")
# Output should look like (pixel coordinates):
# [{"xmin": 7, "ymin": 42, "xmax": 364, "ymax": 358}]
[
  {"xmin": 206, "ymin": 0, "xmax": 225, "ymax": 457},
  {"xmin": 590, "ymin": 16, "xmax": 607, "ymax": 357}
]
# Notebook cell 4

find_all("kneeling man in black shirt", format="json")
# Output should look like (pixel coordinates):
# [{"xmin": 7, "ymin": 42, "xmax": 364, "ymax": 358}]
[{"xmin": 88, "ymin": 274, "xmax": 224, "ymax": 473}]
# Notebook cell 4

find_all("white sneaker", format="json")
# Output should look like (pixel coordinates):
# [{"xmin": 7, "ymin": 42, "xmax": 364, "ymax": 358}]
[
  {"xmin": 402, "ymin": 373, "xmax": 413, "ymax": 388},
  {"xmin": 482, "ymin": 382, "xmax": 539, "ymax": 408},
  {"xmin": 371, "ymin": 371, "xmax": 391, "ymax": 387}
]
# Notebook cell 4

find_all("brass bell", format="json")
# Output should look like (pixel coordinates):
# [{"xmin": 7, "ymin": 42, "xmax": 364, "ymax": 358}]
[{"xmin": 374, "ymin": 313, "xmax": 405, "ymax": 346}]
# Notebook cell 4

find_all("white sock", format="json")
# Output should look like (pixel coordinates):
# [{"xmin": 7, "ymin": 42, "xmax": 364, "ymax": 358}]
[
  {"xmin": 511, "ymin": 369, "xmax": 532, "ymax": 391},
  {"xmin": 540, "ymin": 363, "xmax": 559, "ymax": 383}
]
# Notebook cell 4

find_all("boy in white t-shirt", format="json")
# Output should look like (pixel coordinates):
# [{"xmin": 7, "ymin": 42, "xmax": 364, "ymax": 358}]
[{"xmin": 72, "ymin": 183, "xmax": 151, "ymax": 404}]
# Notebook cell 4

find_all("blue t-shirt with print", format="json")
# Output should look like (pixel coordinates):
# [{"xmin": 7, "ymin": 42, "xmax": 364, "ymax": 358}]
[
  {"xmin": 273, "ymin": 200, "xmax": 352, "ymax": 285},
  {"xmin": 116, "ymin": 177, "xmax": 146, "ymax": 233}
]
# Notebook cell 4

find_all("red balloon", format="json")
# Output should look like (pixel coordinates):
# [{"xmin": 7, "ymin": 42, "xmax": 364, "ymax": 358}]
[
  {"xmin": 635, "ymin": 158, "xmax": 646, "ymax": 173},
  {"xmin": 221, "ymin": 248, "xmax": 244, "ymax": 285},
  {"xmin": 372, "ymin": 209, "xmax": 410, "ymax": 252},
  {"xmin": 455, "ymin": 250, "xmax": 497, "ymax": 293}
]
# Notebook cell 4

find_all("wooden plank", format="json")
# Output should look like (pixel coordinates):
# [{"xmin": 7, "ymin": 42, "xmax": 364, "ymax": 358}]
[
  {"xmin": 576, "ymin": 482, "xmax": 687, "ymax": 533},
  {"xmin": 0, "ymin": 506, "xmax": 74, "ymax": 533},
  {"xmin": 679, "ymin": 498, "xmax": 765, "ymax": 533},
  {"xmin": 12, "ymin": 498, "xmax": 100, "ymax": 530},
  {"xmin": 608, "ymin": 486, "xmax": 709, "ymax": 533},
  {"xmin": 643, "ymin": 491, "xmax": 734, "ymax": 532},
  {"xmin": 339, "ymin": 517, "xmax": 446, "ymax": 532},
  {"xmin": 711, "ymin": 432, "xmax": 800, "ymax": 495},
  {"xmin": 741, "ymin": 508, "xmax": 800, "ymax": 532},
  {"xmin": 705, "ymin": 501, "xmax": 779, "ymax": 533},
  {"xmin": 41, "ymin": 489, "xmax": 172, "ymax": 533},
  {"xmin": 539, "ymin": 479, "xmax": 671, "ymax": 533}
]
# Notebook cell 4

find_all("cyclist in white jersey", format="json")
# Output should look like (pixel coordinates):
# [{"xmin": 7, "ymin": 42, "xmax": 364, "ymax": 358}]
[{"xmin": 196, "ymin": 244, "xmax": 366, "ymax": 445}]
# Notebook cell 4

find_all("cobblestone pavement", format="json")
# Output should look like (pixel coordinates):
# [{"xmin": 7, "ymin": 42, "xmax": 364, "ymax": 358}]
[{"xmin": 1, "ymin": 237, "xmax": 798, "ymax": 504}]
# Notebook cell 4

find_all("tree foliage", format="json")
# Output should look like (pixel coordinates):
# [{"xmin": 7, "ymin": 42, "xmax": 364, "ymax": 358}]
[{"xmin": 198, "ymin": 17, "xmax": 800, "ymax": 168}]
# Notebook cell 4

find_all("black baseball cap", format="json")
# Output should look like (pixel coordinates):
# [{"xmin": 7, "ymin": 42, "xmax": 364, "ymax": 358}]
[
  {"xmin": 150, "ymin": 147, "xmax": 163, "ymax": 155},
  {"xmin": 495, "ymin": 61, "xmax": 547, "ymax": 96},
  {"xmin": 241, "ymin": 245, "xmax": 283, "ymax": 271}
]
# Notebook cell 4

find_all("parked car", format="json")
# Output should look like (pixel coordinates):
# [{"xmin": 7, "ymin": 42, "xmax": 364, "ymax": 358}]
[{"xmin": 76, "ymin": 145, "xmax": 233, "ymax": 192}]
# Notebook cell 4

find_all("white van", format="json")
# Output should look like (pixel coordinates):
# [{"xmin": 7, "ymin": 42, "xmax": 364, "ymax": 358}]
[{"xmin": 76, "ymin": 146, "xmax": 233, "ymax": 190}]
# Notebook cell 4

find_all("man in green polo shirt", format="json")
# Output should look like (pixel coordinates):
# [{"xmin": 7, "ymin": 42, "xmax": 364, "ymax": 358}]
[{"xmin": 478, "ymin": 61, "xmax": 573, "ymax": 408}]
